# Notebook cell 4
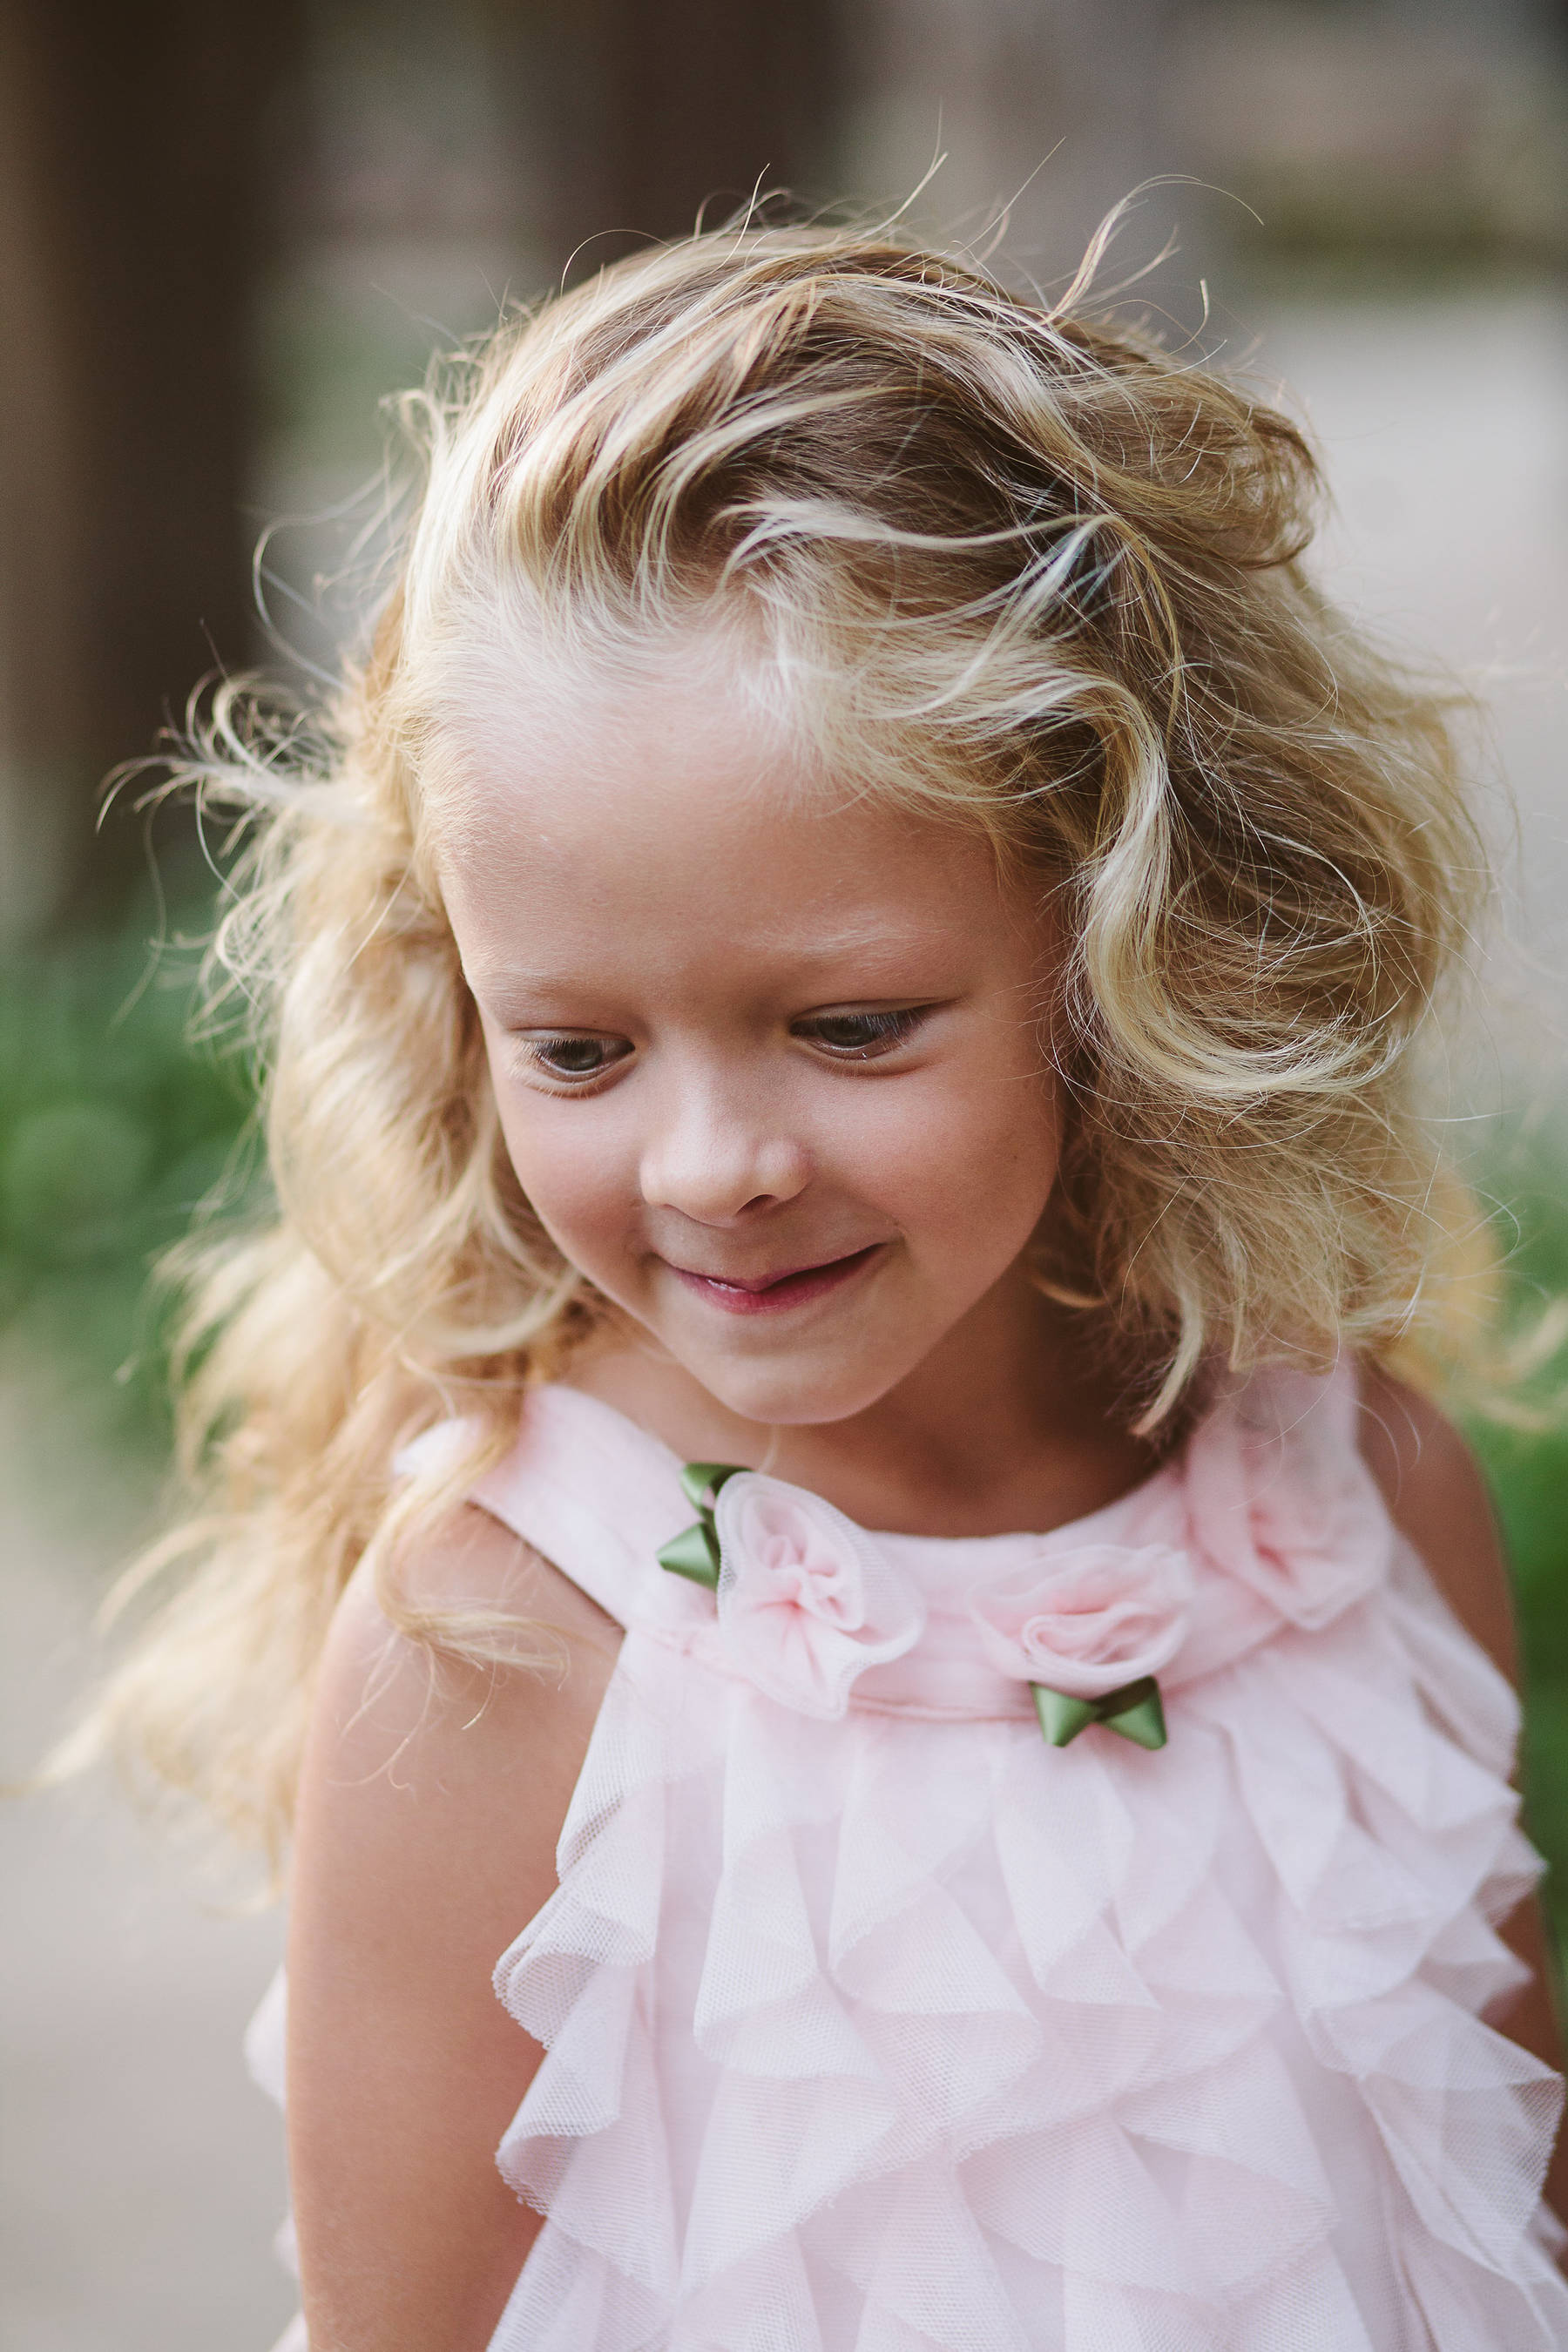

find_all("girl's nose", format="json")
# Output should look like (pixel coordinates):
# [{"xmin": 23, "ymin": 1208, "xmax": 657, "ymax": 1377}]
[{"xmin": 639, "ymin": 1087, "xmax": 809, "ymax": 1224}]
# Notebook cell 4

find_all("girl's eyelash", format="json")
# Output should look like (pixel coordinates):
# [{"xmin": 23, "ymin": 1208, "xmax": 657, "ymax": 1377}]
[
  {"xmin": 794, "ymin": 1007, "xmax": 929, "ymax": 1059},
  {"xmin": 520, "ymin": 1034, "xmax": 632, "ymax": 1084},
  {"xmin": 515, "ymin": 1008, "xmax": 931, "ymax": 1085}
]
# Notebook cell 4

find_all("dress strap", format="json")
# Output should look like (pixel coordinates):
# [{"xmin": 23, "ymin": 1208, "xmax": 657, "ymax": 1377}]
[
  {"xmin": 396, "ymin": 1386, "xmax": 704, "ymax": 1632},
  {"xmin": 393, "ymin": 1358, "xmax": 1390, "ymax": 1703}
]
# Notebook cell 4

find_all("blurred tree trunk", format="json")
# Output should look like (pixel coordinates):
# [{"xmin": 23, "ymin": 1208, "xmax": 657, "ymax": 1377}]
[
  {"xmin": 0, "ymin": 0, "xmax": 301, "ymax": 937},
  {"xmin": 494, "ymin": 0, "xmax": 844, "ymax": 275}
]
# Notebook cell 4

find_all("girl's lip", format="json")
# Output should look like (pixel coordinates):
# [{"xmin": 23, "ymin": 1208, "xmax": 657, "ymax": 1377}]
[{"xmin": 666, "ymin": 1243, "xmax": 885, "ymax": 1316}]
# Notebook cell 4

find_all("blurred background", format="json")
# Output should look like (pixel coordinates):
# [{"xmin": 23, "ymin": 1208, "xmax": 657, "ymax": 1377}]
[{"xmin": 3, "ymin": 1, "xmax": 1567, "ymax": 2342}]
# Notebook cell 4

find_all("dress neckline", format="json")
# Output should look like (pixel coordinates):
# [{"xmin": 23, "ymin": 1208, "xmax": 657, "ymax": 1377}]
[{"xmin": 544, "ymin": 1375, "xmax": 1187, "ymax": 1553}]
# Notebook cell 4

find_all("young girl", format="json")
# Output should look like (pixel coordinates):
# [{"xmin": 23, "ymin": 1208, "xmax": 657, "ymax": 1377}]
[{"xmin": 101, "ymin": 222, "xmax": 1568, "ymax": 2349}]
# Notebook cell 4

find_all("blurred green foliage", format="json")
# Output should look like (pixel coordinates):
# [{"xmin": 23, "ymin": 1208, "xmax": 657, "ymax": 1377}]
[
  {"xmin": 1464, "ymin": 1179, "xmax": 1568, "ymax": 1952},
  {"xmin": 0, "ymin": 913, "xmax": 260, "ymax": 1461},
  {"xmin": 3, "ymin": 916, "xmax": 1566, "ymax": 1951}
]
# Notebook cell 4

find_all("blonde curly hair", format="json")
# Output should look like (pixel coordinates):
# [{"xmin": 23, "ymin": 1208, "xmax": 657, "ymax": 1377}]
[{"xmin": 84, "ymin": 220, "xmax": 1488, "ymax": 1866}]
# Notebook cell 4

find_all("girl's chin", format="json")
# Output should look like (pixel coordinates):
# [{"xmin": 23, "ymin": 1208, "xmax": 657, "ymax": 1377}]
[{"xmin": 666, "ymin": 1336, "xmax": 916, "ymax": 1431}]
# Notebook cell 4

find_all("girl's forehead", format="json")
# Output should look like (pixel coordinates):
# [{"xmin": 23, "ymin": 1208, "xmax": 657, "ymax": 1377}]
[
  {"xmin": 438, "ymin": 738, "xmax": 999, "ymax": 934},
  {"xmin": 443, "ymin": 795, "xmax": 1039, "ymax": 1024},
  {"xmin": 428, "ymin": 618, "xmax": 949, "ymax": 883},
  {"xmin": 429, "ymin": 608, "xmax": 800, "ymax": 788},
  {"xmin": 425, "ymin": 628, "xmax": 1033, "ymax": 992}
]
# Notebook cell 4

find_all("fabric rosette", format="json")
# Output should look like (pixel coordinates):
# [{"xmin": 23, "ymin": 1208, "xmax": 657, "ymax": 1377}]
[
  {"xmin": 1188, "ymin": 1373, "xmax": 1393, "ymax": 1632},
  {"xmin": 969, "ymin": 1540, "xmax": 1194, "ymax": 1742},
  {"xmin": 711, "ymin": 1473, "xmax": 926, "ymax": 1718}
]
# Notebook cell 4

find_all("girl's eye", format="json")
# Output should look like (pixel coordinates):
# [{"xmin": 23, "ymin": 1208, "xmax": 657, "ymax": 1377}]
[
  {"xmin": 794, "ymin": 1007, "xmax": 929, "ymax": 1060},
  {"xmin": 520, "ymin": 1034, "xmax": 632, "ymax": 1084}
]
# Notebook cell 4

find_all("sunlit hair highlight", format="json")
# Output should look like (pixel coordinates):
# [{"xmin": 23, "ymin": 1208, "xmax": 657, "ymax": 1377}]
[{"xmin": 79, "ymin": 218, "xmax": 1488, "ymax": 1864}]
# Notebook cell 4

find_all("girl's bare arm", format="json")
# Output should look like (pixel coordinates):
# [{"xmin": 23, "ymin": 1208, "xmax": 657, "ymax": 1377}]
[
  {"xmin": 1361, "ymin": 1367, "xmax": 1568, "ymax": 2222},
  {"xmin": 287, "ymin": 1507, "xmax": 619, "ymax": 2352}
]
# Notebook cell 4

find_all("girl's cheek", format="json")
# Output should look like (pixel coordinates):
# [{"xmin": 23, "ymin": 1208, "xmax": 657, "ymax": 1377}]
[
  {"xmin": 887, "ymin": 1062, "xmax": 1058, "ymax": 1214},
  {"xmin": 495, "ymin": 1102, "xmax": 625, "ymax": 1242}
]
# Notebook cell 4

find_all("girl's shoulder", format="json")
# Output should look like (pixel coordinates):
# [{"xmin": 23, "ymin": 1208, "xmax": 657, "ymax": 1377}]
[
  {"xmin": 302, "ymin": 1497, "xmax": 620, "ymax": 1820},
  {"xmin": 1355, "ymin": 1362, "xmax": 1517, "ymax": 1680},
  {"xmin": 287, "ymin": 1514, "xmax": 617, "ymax": 2346}
]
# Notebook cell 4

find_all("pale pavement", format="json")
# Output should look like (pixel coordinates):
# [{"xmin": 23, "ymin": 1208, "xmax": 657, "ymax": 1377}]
[
  {"xmin": 3, "ymin": 282, "xmax": 1565, "ymax": 2349},
  {"xmin": 1, "ymin": 1367, "xmax": 293, "ymax": 2351},
  {"xmin": 1255, "ymin": 285, "xmax": 1568, "ymax": 1026}
]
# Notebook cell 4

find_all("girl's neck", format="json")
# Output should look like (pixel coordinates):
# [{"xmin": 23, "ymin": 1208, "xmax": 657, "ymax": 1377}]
[{"xmin": 564, "ymin": 1280, "xmax": 1162, "ymax": 1541}]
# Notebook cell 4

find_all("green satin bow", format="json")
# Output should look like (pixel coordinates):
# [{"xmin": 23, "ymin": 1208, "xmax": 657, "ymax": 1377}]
[
  {"xmin": 1031, "ymin": 1674, "xmax": 1167, "ymax": 1750},
  {"xmin": 656, "ymin": 1462, "xmax": 744, "ymax": 1588}
]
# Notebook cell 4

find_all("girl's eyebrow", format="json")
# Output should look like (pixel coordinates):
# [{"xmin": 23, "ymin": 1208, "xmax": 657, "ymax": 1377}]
[{"xmin": 468, "ymin": 918, "xmax": 967, "ymax": 1008}]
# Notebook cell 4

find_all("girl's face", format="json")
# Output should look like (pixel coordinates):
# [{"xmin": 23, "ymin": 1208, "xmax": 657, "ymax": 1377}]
[{"xmin": 436, "ymin": 632, "xmax": 1064, "ymax": 1429}]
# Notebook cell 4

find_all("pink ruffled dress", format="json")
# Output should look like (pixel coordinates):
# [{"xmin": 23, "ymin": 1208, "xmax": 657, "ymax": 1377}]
[{"xmin": 248, "ymin": 1362, "xmax": 1568, "ymax": 2349}]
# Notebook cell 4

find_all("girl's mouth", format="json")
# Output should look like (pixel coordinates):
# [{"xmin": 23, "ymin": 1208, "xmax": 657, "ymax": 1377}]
[{"xmin": 666, "ymin": 1243, "xmax": 884, "ymax": 1317}]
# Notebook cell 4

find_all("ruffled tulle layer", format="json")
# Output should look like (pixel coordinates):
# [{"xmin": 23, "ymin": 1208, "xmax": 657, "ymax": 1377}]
[
  {"xmin": 245, "ymin": 1372, "xmax": 1568, "ymax": 2347},
  {"xmin": 483, "ymin": 1543, "xmax": 1566, "ymax": 2350}
]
